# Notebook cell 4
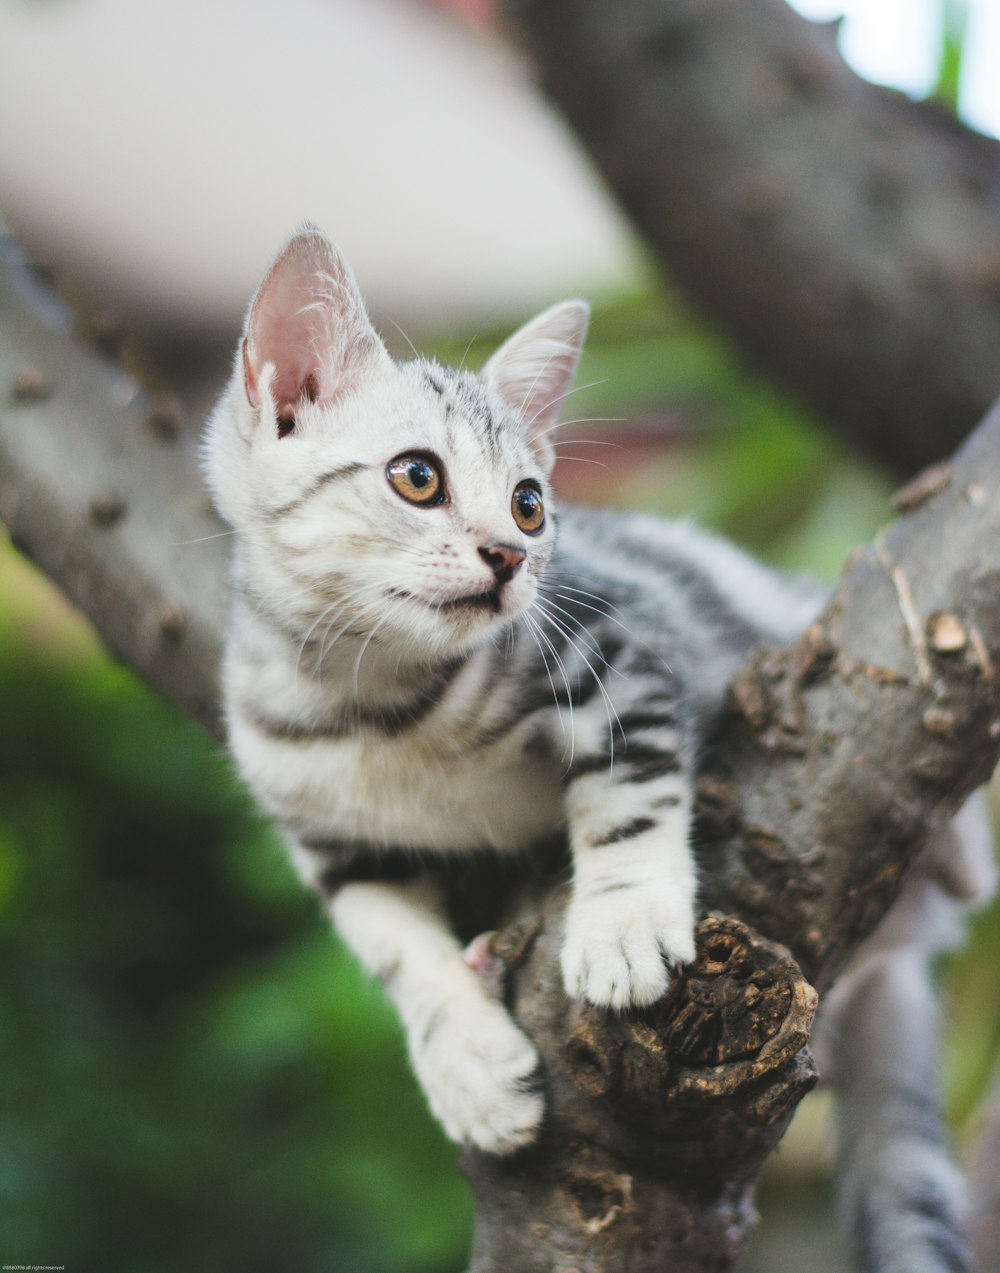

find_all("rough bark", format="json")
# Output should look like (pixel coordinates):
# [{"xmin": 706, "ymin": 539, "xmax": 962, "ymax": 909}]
[
  {"xmin": 0, "ymin": 235, "xmax": 227, "ymax": 736},
  {"xmin": 464, "ymin": 910, "xmax": 817, "ymax": 1271},
  {"xmin": 460, "ymin": 413, "xmax": 1000, "ymax": 1269},
  {"xmin": 501, "ymin": 0, "xmax": 1000, "ymax": 475},
  {"xmin": 2, "ymin": 239, "xmax": 999, "ymax": 1270}
]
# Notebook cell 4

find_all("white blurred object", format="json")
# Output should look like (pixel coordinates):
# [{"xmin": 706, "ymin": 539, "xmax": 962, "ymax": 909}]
[
  {"xmin": 0, "ymin": 0, "xmax": 640, "ymax": 336},
  {"xmin": 789, "ymin": 0, "xmax": 1000, "ymax": 138}
]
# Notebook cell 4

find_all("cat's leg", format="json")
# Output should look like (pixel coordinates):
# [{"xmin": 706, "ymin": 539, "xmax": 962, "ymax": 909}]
[
  {"xmin": 558, "ymin": 713, "xmax": 698, "ymax": 1009},
  {"xmin": 291, "ymin": 843, "xmax": 543, "ymax": 1153}
]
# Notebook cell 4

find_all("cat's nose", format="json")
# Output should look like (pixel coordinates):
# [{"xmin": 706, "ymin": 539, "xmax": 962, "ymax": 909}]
[{"xmin": 479, "ymin": 542, "xmax": 526, "ymax": 585}]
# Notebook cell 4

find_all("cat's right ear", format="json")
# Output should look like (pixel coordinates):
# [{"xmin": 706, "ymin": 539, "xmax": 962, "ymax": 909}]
[
  {"xmin": 482, "ymin": 299, "xmax": 589, "ymax": 474},
  {"xmin": 242, "ymin": 227, "xmax": 388, "ymax": 435}
]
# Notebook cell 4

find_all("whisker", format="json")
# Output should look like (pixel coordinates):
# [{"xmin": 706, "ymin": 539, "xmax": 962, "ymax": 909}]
[
  {"xmin": 352, "ymin": 606, "xmax": 395, "ymax": 697},
  {"xmin": 550, "ymin": 437, "xmax": 625, "ymax": 450},
  {"xmin": 551, "ymin": 589, "xmax": 639, "ymax": 642},
  {"xmin": 387, "ymin": 317, "xmax": 420, "ymax": 361},
  {"xmin": 457, "ymin": 333, "xmax": 481, "ymax": 374},
  {"xmin": 516, "ymin": 349, "xmax": 565, "ymax": 422},
  {"xmin": 555, "ymin": 580, "xmax": 634, "ymax": 623},
  {"xmin": 534, "ymin": 601, "xmax": 625, "ymax": 771},
  {"xmin": 173, "ymin": 528, "xmax": 239, "ymax": 547},
  {"xmin": 549, "ymin": 418, "xmax": 626, "ymax": 432},
  {"xmin": 537, "ymin": 591, "xmax": 627, "ymax": 678},
  {"xmin": 551, "ymin": 455, "xmax": 610, "ymax": 469},
  {"xmin": 526, "ymin": 378, "xmax": 611, "ymax": 430},
  {"xmin": 553, "ymin": 581, "xmax": 673, "ymax": 676},
  {"xmin": 522, "ymin": 610, "xmax": 573, "ymax": 764}
]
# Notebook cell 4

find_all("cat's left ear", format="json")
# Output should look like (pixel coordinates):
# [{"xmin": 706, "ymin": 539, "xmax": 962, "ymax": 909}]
[
  {"xmin": 482, "ymin": 299, "xmax": 589, "ymax": 474},
  {"xmin": 242, "ymin": 226, "xmax": 389, "ymax": 432}
]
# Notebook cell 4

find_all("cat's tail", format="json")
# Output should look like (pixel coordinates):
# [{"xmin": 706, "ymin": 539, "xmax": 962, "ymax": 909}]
[{"xmin": 813, "ymin": 793, "xmax": 996, "ymax": 1273}]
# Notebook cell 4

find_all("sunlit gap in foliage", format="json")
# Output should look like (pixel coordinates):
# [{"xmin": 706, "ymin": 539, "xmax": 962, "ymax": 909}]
[{"xmin": 788, "ymin": 0, "xmax": 1000, "ymax": 136}]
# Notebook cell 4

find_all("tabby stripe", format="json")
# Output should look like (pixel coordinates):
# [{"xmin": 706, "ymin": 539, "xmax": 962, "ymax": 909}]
[
  {"xmin": 476, "ymin": 402, "xmax": 497, "ymax": 448},
  {"xmin": 883, "ymin": 1085, "xmax": 951, "ymax": 1147},
  {"xmin": 617, "ymin": 708, "xmax": 678, "ymax": 733},
  {"xmin": 853, "ymin": 1189, "xmax": 967, "ymax": 1273},
  {"xmin": 417, "ymin": 1006, "xmax": 447, "ymax": 1052},
  {"xmin": 909, "ymin": 1187, "xmax": 959, "ymax": 1229},
  {"xmin": 521, "ymin": 677, "xmax": 580, "ymax": 716},
  {"xmin": 299, "ymin": 837, "xmax": 427, "ymax": 897},
  {"xmin": 318, "ymin": 854, "xmax": 423, "ymax": 897},
  {"xmin": 247, "ymin": 709, "xmax": 344, "ymax": 742},
  {"xmin": 235, "ymin": 582, "xmax": 316, "ymax": 647},
  {"xmin": 621, "ymin": 743, "xmax": 682, "ymax": 783},
  {"xmin": 358, "ymin": 655, "xmax": 468, "ymax": 733},
  {"xmin": 645, "ymin": 547, "xmax": 764, "ymax": 651},
  {"xmin": 590, "ymin": 817, "xmax": 657, "ymax": 847},
  {"xmin": 565, "ymin": 743, "xmax": 682, "ymax": 786},
  {"xmin": 265, "ymin": 463, "xmax": 365, "ymax": 520},
  {"xmin": 243, "ymin": 655, "xmax": 467, "ymax": 741},
  {"xmin": 565, "ymin": 753, "xmax": 612, "ymax": 783}
]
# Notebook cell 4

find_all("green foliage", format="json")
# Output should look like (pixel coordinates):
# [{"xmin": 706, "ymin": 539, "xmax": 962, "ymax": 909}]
[
  {"xmin": 0, "ymin": 543, "xmax": 470, "ymax": 1273},
  {"xmin": 933, "ymin": 0, "xmax": 969, "ymax": 113}
]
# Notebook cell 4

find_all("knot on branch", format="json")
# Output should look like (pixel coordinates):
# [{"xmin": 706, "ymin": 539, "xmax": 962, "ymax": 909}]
[
  {"xmin": 727, "ymin": 624, "xmax": 835, "ymax": 754},
  {"xmin": 564, "ymin": 916, "xmax": 817, "ymax": 1171},
  {"xmin": 560, "ymin": 1165, "xmax": 634, "ymax": 1236}
]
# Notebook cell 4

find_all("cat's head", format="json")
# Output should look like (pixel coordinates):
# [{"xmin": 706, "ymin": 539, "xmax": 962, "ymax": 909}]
[{"xmin": 204, "ymin": 226, "xmax": 588, "ymax": 662}]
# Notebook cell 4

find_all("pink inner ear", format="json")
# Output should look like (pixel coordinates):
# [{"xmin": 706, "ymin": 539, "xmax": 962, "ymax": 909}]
[
  {"xmin": 246, "ymin": 272, "xmax": 331, "ymax": 415},
  {"xmin": 242, "ymin": 229, "xmax": 385, "ymax": 425}
]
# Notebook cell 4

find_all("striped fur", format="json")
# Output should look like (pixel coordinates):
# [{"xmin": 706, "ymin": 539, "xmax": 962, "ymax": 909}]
[{"xmin": 204, "ymin": 229, "xmax": 993, "ymax": 1270}]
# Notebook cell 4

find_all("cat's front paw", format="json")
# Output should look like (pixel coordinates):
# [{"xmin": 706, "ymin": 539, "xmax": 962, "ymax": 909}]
[
  {"xmin": 410, "ymin": 998, "xmax": 543, "ymax": 1155},
  {"xmin": 561, "ymin": 884, "xmax": 696, "ymax": 1010}
]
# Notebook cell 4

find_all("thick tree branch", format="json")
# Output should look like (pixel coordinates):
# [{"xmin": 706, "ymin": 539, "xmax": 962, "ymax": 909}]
[
  {"xmin": 502, "ymin": 0, "xmax": 1000, "ymax": 474},
  {"xmin": 704, "ymin": 415, "xmax": 1000, "ymax": 989},
  {"xmin": 3, "ymin": 239, "xmax": 999, "ymax": 1270},
  {"xmin": 462, "ymin": 414, "xmax": 1000, "ymax": 1269},
  {"xmin": 0, "ymin": 236, "xmax": 226, "ymax": 735}
]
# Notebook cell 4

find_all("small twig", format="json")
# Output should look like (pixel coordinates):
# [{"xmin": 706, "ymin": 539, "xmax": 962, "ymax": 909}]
[{"xmin": 875, "ymin": 535, "xmax": 932, "ymax": 685}]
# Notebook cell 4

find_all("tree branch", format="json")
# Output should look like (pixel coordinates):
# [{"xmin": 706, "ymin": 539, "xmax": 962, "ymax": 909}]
[
  {"xmin": 501, "ymin": 0, "xmax": 1000, "ymax": 474},
  {"xmin": 3, "ymin": 236, "xmax": 998, "ymax": 1270},
  {"xmin": 461, "ymin": 411, "xmax": 1000, "ymax": 1269},
  {"xmin": 0, "ymin": 236, "xmax": 226, "ymax": 736}
]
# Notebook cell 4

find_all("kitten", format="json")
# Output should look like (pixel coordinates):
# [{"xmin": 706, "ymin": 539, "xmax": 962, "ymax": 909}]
[{"xmin": 204, "ymin": 227, "xmax": 992, "ymax": 1269}]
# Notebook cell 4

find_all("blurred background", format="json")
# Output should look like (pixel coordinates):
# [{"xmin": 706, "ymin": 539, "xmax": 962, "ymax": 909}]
[{"xmin": 1, "ymin": 0, "xmax": 999, "ymax": 1269}]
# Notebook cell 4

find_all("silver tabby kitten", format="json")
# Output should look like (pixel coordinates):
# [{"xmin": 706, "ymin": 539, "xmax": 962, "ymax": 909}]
[{"xmin": 205, "ymin": 228, "xmax": 994, "ymax": 1271}]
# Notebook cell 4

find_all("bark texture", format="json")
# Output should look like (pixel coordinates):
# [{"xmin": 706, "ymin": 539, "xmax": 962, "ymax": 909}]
[
  {"xmin": 0, "ymin": 236, "xmax": 227, "ymax": 735},
  {"xmin": 501, "ymin": 0, "xmax": 1000, "ymax": 474},
  {"xmin": 464, "ymin": 911, "xmax": 817, "ymax": 1271},
  {"xmin": 2, "ymin": 239, "xmax": 999, "ymax": 1268},
  {"xmin": 460, "ymin": 416, "xmax": 1000, "ymax": 1268}
]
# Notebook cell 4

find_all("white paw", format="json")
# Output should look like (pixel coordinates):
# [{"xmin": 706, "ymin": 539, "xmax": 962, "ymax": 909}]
[
  {"xmin": 561, "ymin": 884, "xmax": 696, "ymax": 1010},
  {"xmin": 410, "ymin": 998, "xmax": 543, "ymax": 1154}
]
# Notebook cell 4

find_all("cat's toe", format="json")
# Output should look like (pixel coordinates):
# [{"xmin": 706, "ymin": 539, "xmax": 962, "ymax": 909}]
[
  {"xmin": 561, "ymin": 889, "xmax": 696, "ymax": 1010},
  {"xmin": 412, "ymin": 1002, "xmax": 544, "ymax": 1155}
]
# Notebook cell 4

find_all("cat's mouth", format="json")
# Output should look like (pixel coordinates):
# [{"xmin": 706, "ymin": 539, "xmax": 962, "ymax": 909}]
[
  {"xmin": 437, "ymin": 587, "xmax": 502, "ymax": 614},
  {"xmin": 390, "ymin": 586, "xmax": 503, "ymax": 615}
]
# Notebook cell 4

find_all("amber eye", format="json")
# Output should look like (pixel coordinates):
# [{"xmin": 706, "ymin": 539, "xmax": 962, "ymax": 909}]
[
  {"xmin": 512, "ymin": 481, "xmax": 545, "ymax": 534},
  {"xmin": 386, "ymin": 454, "xmax": 445, "ymax": 506}
]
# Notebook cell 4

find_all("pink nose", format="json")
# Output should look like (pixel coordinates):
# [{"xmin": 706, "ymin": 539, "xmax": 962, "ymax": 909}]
[{"xmin": 479, "ymin": 543, "xmax": 526, "ymax": 585}]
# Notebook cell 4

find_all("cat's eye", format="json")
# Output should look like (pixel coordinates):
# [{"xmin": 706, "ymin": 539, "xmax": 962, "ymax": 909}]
[
  {"xmin": 386, "ymin": 453, "xmax": 446, "ymax": 506},
  {"xmin": 512, "ymin": 481, "xmax": 545, "ymax": 534}
]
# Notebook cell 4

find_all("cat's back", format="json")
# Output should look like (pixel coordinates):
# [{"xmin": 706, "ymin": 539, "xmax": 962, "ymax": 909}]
[{"xmin": 553, "ymin": 503, "xmax": 826, "ymax": 710}]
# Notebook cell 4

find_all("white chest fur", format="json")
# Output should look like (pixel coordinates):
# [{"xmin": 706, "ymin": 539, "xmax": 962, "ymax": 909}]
[{"xmin": 228, "ymin": 706, "xmax": 565, "ymax": 852}]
